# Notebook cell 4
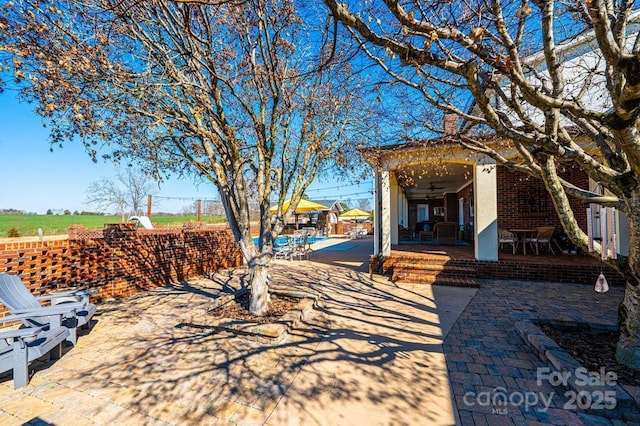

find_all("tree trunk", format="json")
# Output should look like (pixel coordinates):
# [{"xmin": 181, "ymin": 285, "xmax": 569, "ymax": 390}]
[
  {"xmin": 612, "ymin": 195, "xmax": 640, "ymax": 369},
  {"xmin": 617, "ymin": 280, "xmax": 640, "ymax": 368},
  {"xmin": 248, "ymin": 260, "xmax": 270, "ymax": 316}
]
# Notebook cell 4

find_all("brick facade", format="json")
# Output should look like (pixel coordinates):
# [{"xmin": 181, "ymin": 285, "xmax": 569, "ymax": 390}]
[
  {"xmin": 0, "ymin": 224, "xmax": 243, "ymax": 315},
  {"xmin": 496, "ymin": 164, "xmax": 589, "ymax": 231}
]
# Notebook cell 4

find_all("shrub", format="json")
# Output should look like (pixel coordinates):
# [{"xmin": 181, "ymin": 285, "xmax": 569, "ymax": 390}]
[{"xmin": 6, "ymin": 227, "xmax": 20, "ymax": 238}]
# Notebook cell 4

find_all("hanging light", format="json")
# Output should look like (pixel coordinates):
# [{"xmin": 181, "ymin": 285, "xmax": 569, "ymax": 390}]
[{"xmin": 595, "ymin": 273, "xmax": 609, "ymax": 293}]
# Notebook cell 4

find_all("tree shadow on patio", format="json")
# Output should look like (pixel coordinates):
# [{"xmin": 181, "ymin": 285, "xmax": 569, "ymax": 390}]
[{"xmin": 7, "ymin": 257, "xmax": 462, "ymax": 425}]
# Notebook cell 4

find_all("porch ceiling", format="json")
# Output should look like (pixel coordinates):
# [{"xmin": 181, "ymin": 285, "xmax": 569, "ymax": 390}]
[{"xmin": 394, "ymin": 163, "xmax": 472, "ymax": 200}]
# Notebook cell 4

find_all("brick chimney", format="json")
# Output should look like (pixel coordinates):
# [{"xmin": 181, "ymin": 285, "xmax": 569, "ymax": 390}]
[{"xmin": 443, "ymin": 114, "xmax": 459, "ymax": 136}]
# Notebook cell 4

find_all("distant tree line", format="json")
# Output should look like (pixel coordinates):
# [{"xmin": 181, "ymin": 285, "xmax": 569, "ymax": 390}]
[
  {"xmin": 44, "ymin": 209, "xmax": 105, "ymax": 216},
  {"xmin": 0, "ymin": 208, "xmax": 27, "ymax": 215}
]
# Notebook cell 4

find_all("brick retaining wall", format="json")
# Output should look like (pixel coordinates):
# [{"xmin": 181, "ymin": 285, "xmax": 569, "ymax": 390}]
[{"xmin": 0, "ymin": 224, "xmax": 243, "ymax": 314}]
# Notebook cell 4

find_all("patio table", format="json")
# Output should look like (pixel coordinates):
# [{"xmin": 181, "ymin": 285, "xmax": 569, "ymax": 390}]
[{"xmin": 509, "ymin": 229, "xmax": 537, "ymax": 255}]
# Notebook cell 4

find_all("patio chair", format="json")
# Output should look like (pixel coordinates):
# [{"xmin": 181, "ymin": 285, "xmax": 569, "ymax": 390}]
[
  {"xmin": 273, "ymin": 244, "xmax": 292, "ymax": 260},
  {"xmin": 398, "ymin": 224, "xmax": 412, "ymax": 241},
  {"xmin": 0, "ymin": 273, "xmax": 97, "ymax": 345},
  {"xmin": 273, "ymin": 237, "xmax": 294, "ymax": 260},
  {"xmin": 418, "ymin": 223, "xmax": 434, "ymax": 244},
  {"xmin": 434, "ymin": 222, "xmax": 458, "ymax": 245},
  {"xmin": 0, "ymin": 313, "xmax": 69, "ymax": 389},
  {"xmin": 523, "ymin": 226, "xmax": 556, "ymax": 255},
  {"xmin": 498, "ymin": 229, "xmax": 518, "ymax": 254},
  {"xmin": 293, "ymin": 233, "xmax": 310, "ymax": 260}
]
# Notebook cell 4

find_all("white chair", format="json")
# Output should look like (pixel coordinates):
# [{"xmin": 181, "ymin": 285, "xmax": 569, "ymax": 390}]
[
  {"xmin": 498, "ymin": 229, "xmax": 518, "ymax": 254},
  {"xmin": 273, "ymin": 237, "xmax": 294, "ymax": 260}
]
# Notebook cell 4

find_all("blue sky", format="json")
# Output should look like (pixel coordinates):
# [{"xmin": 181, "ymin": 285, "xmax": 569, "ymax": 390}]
[
  {"xmin": 0, "ymin": 92, "xmax": 220, "ymax": 214},
  {"xmin": 0, "ymin": 92, "xmax": 371, "ymax": 215}
]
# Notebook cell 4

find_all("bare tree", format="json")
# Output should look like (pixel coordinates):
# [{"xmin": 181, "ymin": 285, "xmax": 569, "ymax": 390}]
[
  {"xmin": 86, "ymin": 169, "xmax": 157, "ymax": 221},
  {"xmin": 118, "ymin": 169, "xmax": 156, "ymax": 215},
  {"xmin": 324, "ymin": 0, "xmax": 640, "ymax": 368},
  {"xmin": 358, "ymin": 198, "xmax": 372, "ymax": 212},
  {"xmin": 1, "ymin": 0, "xmax": 371, "ymax": 314},
  {"xmin": 86, "ymin": 178, "xmax": 127, "ymax": 221}
]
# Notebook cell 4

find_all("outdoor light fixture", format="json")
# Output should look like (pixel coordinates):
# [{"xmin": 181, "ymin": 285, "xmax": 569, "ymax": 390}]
[{"xmin": 595, "ymin": 273, "xmax": 609, "ymax": 293}]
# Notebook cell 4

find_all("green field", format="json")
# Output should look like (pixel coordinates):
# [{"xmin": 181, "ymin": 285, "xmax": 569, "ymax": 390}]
[{"xmin": 0, "ymin": 214, "xmax": 227, "ymax": 238}]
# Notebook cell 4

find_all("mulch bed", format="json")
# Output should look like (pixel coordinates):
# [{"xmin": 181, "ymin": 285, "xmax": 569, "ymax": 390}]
[
  {"xmin": 540, "ymin": 324, "xmax": 640, "ymax": 387},
  {"xmin": 210, "ymin": 292, "xmax": 302, "ymax": 324}
]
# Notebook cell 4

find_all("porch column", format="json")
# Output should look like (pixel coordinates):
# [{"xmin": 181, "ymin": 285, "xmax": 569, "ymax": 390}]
[
  {"xmin": 474, "ymin": 159, "xmax": 498, "ymax": 261},
  {"xmin": 374, "ymin": 168, "xmax": 381, "ymax": 256},
  {"xmin": 381, "ymin": 167, "xmax": 392, "ymax": 257},
  {"xmin": 390, "ymin": 173, "xmax": 399, "ymax": 245}
]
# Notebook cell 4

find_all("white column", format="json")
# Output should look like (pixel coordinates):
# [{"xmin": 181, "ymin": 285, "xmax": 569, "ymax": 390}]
[
  {"xmin": 373, "ymin": 169, "xmax": 381, "ymax": 256},
  {"xmin": 390, "ymin": 173, "xmax": 399, "ymax": 245},
  {"xmin": 474, "ymin": 159, "xmax": 498, "ymax": 260},
  {"xmin": 381, "ymin": 167, "xmax": 392, "ymax": 256}
]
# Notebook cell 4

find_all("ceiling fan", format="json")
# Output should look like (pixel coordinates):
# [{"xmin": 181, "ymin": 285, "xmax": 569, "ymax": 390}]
[
  {"xmin": 426, "ymin": 182, "xmax": 446, "ymax": 192},
  {"xmin": 422, "ymin": 182, "xmax": 446, "ymax": 200}
]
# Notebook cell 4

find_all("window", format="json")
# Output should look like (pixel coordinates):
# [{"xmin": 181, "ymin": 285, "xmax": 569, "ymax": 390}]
[
  {"xmin": 417, "ymin": 204, "xmax": 429, "ymax": 222},
  {"xmin": 517, "ymin": 188, "xmax": 549, "ymax": 217}
]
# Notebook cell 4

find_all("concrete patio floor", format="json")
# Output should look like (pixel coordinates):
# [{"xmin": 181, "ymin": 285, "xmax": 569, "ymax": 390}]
[{"xmin": 0, "ymin": 236, "xmax": 475, "ymax": 425}]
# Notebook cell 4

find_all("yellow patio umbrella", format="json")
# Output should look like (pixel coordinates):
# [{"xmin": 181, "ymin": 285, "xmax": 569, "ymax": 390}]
[
  {"xmin": 340, "ymin": 208, "xmax": 372, "ymax": 219},
  {"xmin": 268, "ymin": 199, "xmax": 328, "ymax": 214}
]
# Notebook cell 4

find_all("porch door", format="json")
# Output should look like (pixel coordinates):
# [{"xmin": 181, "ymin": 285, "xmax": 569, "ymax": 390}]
[
  {"xmin": 458, "ymin": 197, "xmax": 464, "ymax": 227},
  {"xmin": 417, "ymin": 204, "xmax": 429, "ymax": 222}
]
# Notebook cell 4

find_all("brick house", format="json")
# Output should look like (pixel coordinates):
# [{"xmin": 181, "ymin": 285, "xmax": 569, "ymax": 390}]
[
  {"xmin": 360, "ymin": 24, "xmax": 633, "ymax": 263},
  {"xmin": 361, "ymin": 139, "xmax": 631, "ymax": 262}
]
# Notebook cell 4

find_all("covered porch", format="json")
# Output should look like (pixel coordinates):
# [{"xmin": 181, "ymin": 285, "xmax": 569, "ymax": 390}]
[
  {"xmin": 364, "ymin": 141, "xmax": 629, "ymax": 266},
  {"xmin": 369, "ymin": 145, "xmax": 500, "ymax": 261}
]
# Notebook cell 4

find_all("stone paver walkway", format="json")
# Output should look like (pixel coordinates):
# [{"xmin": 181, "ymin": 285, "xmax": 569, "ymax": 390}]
[
  {"xmin": 0, "ymin": 237, "xmax": 474, "ymax": 425},
  {"xmin": 445, "ymin": 279, "xmax": 632, "ymax": 425}
]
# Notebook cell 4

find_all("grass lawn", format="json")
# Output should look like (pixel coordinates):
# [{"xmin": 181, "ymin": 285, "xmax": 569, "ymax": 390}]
[{"xmin": 0, "ymin": 214, "xmax": 227, "ymax": 238}]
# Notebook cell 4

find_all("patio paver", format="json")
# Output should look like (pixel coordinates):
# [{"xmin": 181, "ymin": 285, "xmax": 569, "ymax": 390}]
[
  {"xmin": 0, "ymin": 237, "xmax": 474, "ymax": 425},
  {"xmin": 445, "ymin": 278, "xmax": 633, "ymax": 425},
  {"xmin": 1, "ymin": 236, "xmax": 635, "ymax": 425}
]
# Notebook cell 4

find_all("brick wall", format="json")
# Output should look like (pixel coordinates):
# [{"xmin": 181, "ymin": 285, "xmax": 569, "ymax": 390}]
[
  {"xmin": 0, "ymin": 224, "xmax": 243, "ymax": 313},
  {"xmin": 497, "ymin": 165, "xmax": 588, "ymax": 231},
  {"xmin": 472, "ymin": 259, "xmax": 625, "ymax": 287}
]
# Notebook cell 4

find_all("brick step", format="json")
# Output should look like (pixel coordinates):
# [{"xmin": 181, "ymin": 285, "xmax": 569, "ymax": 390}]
[
  {"xmin": 395, "ymin": 276, "xmax": 480, "ymax": 288},
  {"xmin": 384, "ymin": 255, "xmax": 450, "ymax": 268},
  {"xmin": 392, "ymin": 269, "xmax": 476, "ymax": 283},
  {"xmin": 393, "ymin": 261, "xmax": 476, "ymax": 275}
]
